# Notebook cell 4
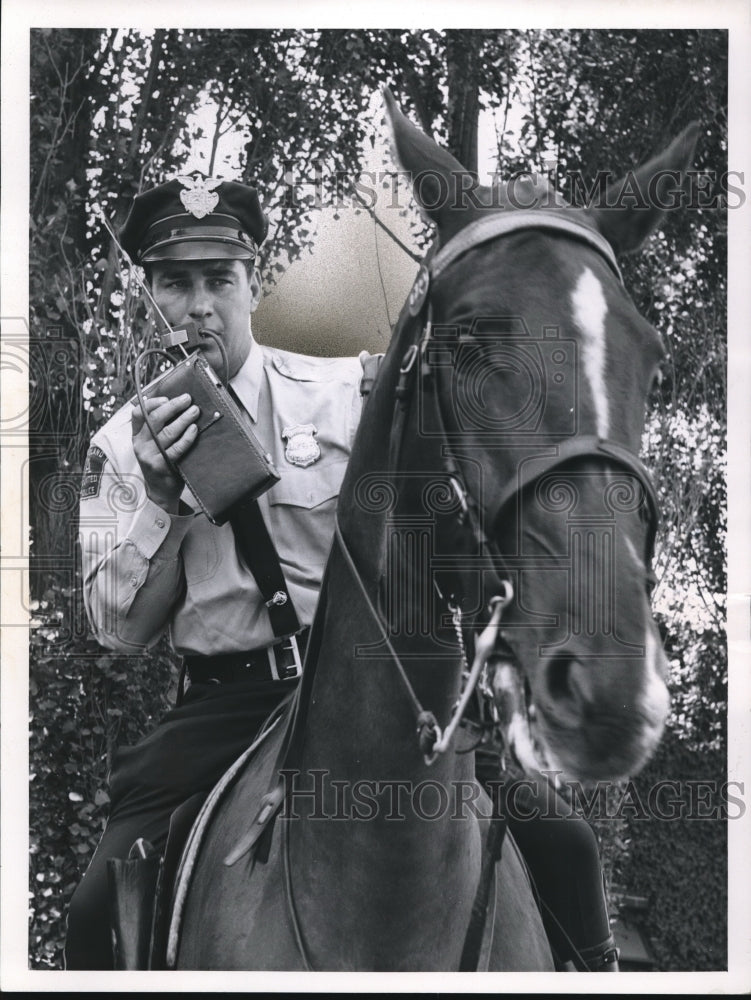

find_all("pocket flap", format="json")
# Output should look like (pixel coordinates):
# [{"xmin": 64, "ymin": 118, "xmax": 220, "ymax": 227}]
[{"xmin": 267, "ymin": 459, "xmax": 348, "ymax": 509}]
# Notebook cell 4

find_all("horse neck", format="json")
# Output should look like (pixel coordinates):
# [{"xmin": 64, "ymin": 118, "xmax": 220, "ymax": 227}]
[
  {"xmin": 294, "ymin": 306, "xmax": 476, "ymax": 793},
  {"xmin": 301, "ymin": 444, "xmax": 473, "ymax": 784},
  {"xmin": 288, "ymin": 508, "xmax": 480, "ymax": 969},
  {"xmin": 279, "ymin": 287, "xmax": 485, "ymax": 969}
]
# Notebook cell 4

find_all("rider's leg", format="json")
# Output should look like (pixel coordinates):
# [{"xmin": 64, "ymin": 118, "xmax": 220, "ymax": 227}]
[
  {"xmin": 475, "ymin": 752, "xmax": 618, "ymax": 972},
  {"xmin": 65, "ymin": 800, "xmax": 174, "ymax": 969},
  {"xmin": 65, "ymin": 678, "xmax": 292, "ymax": 969},
  {"xmin": 502, "ymin": 779, "xmax": 618, "ymax": 971}
]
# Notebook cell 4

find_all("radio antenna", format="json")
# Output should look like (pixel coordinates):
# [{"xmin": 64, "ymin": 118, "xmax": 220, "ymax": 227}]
[{"xmin": 97, "ymin": 207, "xmax": 191, "ymax": 358}]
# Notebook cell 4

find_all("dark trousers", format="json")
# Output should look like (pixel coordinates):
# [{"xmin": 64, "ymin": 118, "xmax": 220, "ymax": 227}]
[
  {"xmin": 508, "ymin": 792, "xmax": 612, "ymax": 966},
  {"xmin": 477, "ymin": 753, "xmax": 613, "ymax": 969},
  {"xmin": 64, "ymin": 678, "xmax": 292, "ymax": 970}
]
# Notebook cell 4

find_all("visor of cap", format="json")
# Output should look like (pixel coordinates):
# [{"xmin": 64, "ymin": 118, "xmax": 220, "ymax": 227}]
[
  {"xmin": 139, "ymin": 217, "xmax": 257, "ymax": 262},
  {"xmin": 141, "ymin": 238, "xmax": 257, "ymax": 262}
]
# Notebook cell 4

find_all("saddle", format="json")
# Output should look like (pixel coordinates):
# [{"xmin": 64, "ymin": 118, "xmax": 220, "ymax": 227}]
[{"xmin": 108, "ymin": 694, "xmax": 293, "ymax": 970}]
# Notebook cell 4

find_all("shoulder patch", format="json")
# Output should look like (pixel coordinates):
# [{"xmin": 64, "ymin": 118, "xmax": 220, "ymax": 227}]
[{"xmin": 81, "ymin": 446, "xmax": 107, "ymax": 500}]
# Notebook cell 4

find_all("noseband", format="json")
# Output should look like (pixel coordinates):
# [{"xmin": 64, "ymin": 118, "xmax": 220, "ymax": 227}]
[{"xmin": 334, "ymin": 210, "xmax": 660, "ymax": 762}]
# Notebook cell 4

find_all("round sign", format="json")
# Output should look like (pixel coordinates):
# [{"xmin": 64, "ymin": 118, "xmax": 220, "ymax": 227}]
[{"xmin": 408, "ymin": 265, "xmax": 430, "ymax": 316}]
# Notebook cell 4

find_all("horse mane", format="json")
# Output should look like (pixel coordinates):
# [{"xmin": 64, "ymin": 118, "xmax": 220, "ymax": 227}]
[{"xmin": 268, "ymin": 253, "xmax": 433, "ymax": 775}]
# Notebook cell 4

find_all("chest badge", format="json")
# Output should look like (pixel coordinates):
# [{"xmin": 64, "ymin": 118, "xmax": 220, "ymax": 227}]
[{"xmin": 282, "ymin": 424, "xmax": 321, "ymax": 468}]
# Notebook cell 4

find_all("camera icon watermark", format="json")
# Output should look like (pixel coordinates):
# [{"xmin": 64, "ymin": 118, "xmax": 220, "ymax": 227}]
[
  {"xmin": 418, "ymin": 317, "xmax": 579, "ymax": 443},
  {"xmin": 351, "ymin": 309, "xmax": 657, "ymax": 660},
  {"xmin": 1, "ymin": 318, "xmax": 85, "ymax": 640}
]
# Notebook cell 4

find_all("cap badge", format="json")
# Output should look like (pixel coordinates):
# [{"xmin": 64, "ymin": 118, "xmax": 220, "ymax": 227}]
[
  {"xmin": 282, "ymin": 424, "xmax": 320, "ymax": 468},
  {"xmin": 175, "ymin": 174, "xmax": 223, "ymax": 219}
]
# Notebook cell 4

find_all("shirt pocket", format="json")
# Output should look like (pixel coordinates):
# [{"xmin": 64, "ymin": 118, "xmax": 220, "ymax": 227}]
[{"xmin": 266, "ymin": 458, "xmax": 348, "ymax": 510}]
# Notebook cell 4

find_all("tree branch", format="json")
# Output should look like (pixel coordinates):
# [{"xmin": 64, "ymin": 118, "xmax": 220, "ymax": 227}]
[{"xmin": 352, "ymin": 189, "xmax": 422, "ymax": 263}]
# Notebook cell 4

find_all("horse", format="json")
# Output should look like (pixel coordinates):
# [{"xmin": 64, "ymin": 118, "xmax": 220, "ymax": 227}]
[{"xmin": 167, "ymin": 89, "xmax": 699, "ymax": 971}]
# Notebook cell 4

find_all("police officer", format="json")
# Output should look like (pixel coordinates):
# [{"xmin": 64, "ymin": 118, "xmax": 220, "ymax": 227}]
[{"xmin": 66, "ymin": 174, "xmax": 368, "ymax": 969}]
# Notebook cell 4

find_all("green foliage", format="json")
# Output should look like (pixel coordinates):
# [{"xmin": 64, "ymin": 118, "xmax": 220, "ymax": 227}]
[
  {"xmin": 28, "ymin": 585, "xmax": 176, "ymax": 969},
  {"xmin": 613, "ymin": 728, "xmax": 728, "ymax": 970}
]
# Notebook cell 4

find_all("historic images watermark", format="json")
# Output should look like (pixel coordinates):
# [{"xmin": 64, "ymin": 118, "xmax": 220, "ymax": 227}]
[
  {"xmin": 283, "ymin": 162, "xmax": 746, "ymax": 213},
  {"xmin": 277, "ymin": 769, "xmax": 746, "ymax": 823}
]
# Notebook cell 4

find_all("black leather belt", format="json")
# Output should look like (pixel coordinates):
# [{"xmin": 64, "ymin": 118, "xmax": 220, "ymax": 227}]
[{"xmin": 185, "ymin": 629, "xmax": 309, "ymax": 685}]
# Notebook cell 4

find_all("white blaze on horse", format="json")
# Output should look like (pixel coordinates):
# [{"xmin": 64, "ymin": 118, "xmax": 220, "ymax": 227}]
[{"xmin": 168, "ymin": 89, "xmax": 699, "ymax": 970}]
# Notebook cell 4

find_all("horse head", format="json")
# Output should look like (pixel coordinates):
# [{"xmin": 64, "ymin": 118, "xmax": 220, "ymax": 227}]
[{"xmin": 380, "ymin": 88, "xmax": 699, "ymax": 783}]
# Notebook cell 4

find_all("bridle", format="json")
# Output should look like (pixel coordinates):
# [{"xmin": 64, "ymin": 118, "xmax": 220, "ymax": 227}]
[
  {"xmin": 334, "ymin": 209, "xmax": 661, "ymax": 761},
  {"xmin": 279, "ymin": 211, "xmax": 662, "ymax": 972}
]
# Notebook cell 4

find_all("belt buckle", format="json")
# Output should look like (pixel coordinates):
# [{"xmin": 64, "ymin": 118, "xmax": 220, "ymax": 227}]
[{"xmin": 268, "ymin": 634, "xmax": 303, "ymax": 681}]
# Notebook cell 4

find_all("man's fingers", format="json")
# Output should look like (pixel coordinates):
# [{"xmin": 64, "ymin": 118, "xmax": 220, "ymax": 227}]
[
  {"xmin": 131, "ymin": 394, "xmax": 200, "ymax": 473},
  {"xmin": 129, "ymin": 394, "xmax": 199, "ymax": 507},
  {"xmin": 131, "ymin": 393, "xmax": 193, "ymax": 437},
  {"xmin": 131, "ymin": 395, "xmax": 168, "ymax": 434},
  {"xmin": 162, "ymin": 423, "xmax": 199, "ymax": 463},
  {"xmin": 156, "ymin": 404, "xmax": 200, "ymax": 447}
]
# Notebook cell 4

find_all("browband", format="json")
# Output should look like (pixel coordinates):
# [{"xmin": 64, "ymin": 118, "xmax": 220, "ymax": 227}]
[{"xmin": 430, "ymin": 210, "xmax": 623, "ymax": 285}]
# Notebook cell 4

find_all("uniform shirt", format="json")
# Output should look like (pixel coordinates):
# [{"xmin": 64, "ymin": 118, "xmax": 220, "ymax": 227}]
[{"xmin": 79, "ymin": 335, "xmax": 367, "ymax": 656}]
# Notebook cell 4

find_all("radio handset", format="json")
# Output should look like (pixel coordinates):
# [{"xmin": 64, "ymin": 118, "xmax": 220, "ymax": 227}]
[
  {"xmin": 99, "ymin": 210, "xmax": 280, "ymax": 525},
  {"xmin": 158, "ymin": 319, "xmax": 206, "ymax": 354}
]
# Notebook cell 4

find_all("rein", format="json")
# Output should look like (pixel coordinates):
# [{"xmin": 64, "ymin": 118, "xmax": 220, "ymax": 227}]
[
  {"xmin": 336, "ymin": 210, "xmax": 662, "ymax": 766},
  {"xmin": 279, "ymin": 211, "xmax": 660, "ymax": 972},
  {"xmin": 333, "ymin": 518, "xmax": 513, "ymax": 763}
]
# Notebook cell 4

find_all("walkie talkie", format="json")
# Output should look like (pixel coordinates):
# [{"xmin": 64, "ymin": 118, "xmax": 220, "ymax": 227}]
[
  {"xmin": 100, "ymin": 210, "xmax": 281, "ymax": 526},
  {"xmin": 134, "ymin": 329, "xmax": 280, "ymax": 526}
]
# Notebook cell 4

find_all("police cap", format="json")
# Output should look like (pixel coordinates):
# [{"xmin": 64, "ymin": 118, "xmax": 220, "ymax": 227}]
[{"xmin": 119, "ymin": 173, "xmax": 268, "ymax": 264}]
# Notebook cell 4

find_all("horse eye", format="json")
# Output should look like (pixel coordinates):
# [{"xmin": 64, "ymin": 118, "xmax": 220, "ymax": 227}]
[{"xmin": 647, "ymin": 366, "xmax": 664, "ymax": 404}]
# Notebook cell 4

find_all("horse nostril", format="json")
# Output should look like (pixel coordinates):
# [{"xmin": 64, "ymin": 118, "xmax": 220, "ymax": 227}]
[
  {"xmin": 543, "ymin": 654, "xmax": 593, "ymax": 726},
  {"xmin": 546, "ymin": 654, "xmax": 573, "ymax": 700}
]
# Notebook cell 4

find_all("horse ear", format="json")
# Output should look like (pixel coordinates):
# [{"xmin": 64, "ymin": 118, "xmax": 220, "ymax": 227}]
[
  {"xmin": 589, "ymin": 122, "xmax": 701, "ymax": 254},
  {"xmin": 382, "ymin": 86, "xmax": 471, "ymax": 234}
]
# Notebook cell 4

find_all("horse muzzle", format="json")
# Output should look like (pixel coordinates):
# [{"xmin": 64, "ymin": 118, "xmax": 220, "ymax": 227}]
[
  {"xmin": 529, "ymin": 643, "xmax": 671, "ymax": 782},
  {"xmin": 492, "ymin": 631, "xmax": 671, "ymax": 783}
]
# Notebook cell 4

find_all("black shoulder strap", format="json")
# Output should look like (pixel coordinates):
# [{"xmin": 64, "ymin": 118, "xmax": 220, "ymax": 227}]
[
  {"xmin": 359, "ymin": 351, "xmax": 385, "ymax": 398},
  {"xmin": 226, "ymin": 352, "xmax": 383, "ymax": 638},
  {"xmin": 222, "ymin": 382, "xmax": 301, "ymax": 639},
  {"xmin": 227, "ymin": 496, "xmax": 301, "ymax": 639}
]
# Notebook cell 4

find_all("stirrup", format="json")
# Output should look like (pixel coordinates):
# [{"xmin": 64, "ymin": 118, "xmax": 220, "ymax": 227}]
[{"xmin": 579, "ymin": 936, "xmax": 620, "ymax": 971}]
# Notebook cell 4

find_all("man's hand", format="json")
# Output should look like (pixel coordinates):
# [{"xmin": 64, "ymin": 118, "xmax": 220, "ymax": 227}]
[{"xmin": 131, "ymin": 394, "xmax": 199, "ymax": 512}]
